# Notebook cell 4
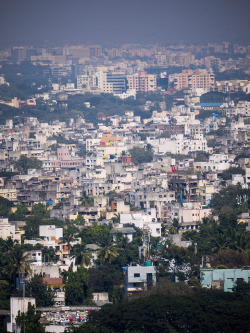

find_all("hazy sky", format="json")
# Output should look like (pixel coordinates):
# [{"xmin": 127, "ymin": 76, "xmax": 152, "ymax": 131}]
[{"xmin": 0, "ymin": 0, "xmax": 250, "ymax": 46}]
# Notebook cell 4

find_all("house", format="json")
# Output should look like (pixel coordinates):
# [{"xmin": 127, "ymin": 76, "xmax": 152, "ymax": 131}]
[
  {"xmin": 200, "ymin": 268, "xmax": 250, "ymax": 292},
  {"xmin": 110, "ymin": 226, "xmax": 136, "ymax": 242},
  {"xmin": 124, "ymin": 263, "xmax": 156, "ymax": 295},
  {"xmin": 43, "ymin": 277, "xmax": 65, "ymax": 306}
]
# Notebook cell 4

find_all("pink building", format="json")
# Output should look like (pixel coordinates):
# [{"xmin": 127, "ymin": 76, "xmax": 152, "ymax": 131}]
[
  {"xmin": 173, "ymin": 69, "xmax": 215, "ymax": 91},
  {"xmin": 127, "ymin": 71, "xmax": 157, "ymax": 92}
]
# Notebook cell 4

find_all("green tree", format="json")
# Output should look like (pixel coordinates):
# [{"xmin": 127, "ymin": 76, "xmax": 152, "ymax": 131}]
[
  {"xmin": 14, "ymin": 155, "xmax": 42, "ymax": 174},
  {"xmin": 0, "ymin": 196, "xmax": 14, "ymax": 217},
  {"xmin": 64, "ymin": 266, "xmax": 89, "ymax": 305},
  {"xmin": 80, "ymin": 190, "xmax": 94, "ymax": 207},
  {"xmin": 71, "ymin": 244, "xmax": 91, "ymax": 267},
  {"xmin": 129, "ymin": 146, "xmax": 153, "ymax": 165},
  {"xmin": 97, "ymin": 241, "xmax": 121, "ymax": 264},
  {"xmin": 11, "ymin": 204, "xmax": 29, "ymax": 221},
  {"xmin": 221, "ymin": 167, "xmax": 246, "ymax": 180},
  {"xmin": 3, "ymin": 245, "xmax": 31, "ymax": 292},
  {"xmin": 74, "ymin": 214, "xmax": 85, "ymax": 225},
  {"xmin": 26, "ymin": 275, "xmax": 54, "ymax": 307},
  {"xmin": 16, "ymin": 304, "xmax": 45, "ymax": 333}
]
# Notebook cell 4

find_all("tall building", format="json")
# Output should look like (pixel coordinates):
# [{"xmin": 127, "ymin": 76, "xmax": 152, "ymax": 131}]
[
  {"xmin": 171, "ymin": 69, "xmax": 215, "ymax": 91},
  {"xmin": 11, "ymin": 47, "xmax": 27, "ymax": 62},
  {"xmin": 97, "ymin": 68, "xmax": 127, "ymax": 93},
  {"xmin": 127, "ymin": 71, "xmax": 157, "ymax": 92}
]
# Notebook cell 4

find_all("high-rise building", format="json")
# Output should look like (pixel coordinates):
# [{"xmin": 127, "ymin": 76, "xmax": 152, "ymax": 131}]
[
  {"xmin": 171, "ymin": 69, "xmax": 215, "ymax": 91},
  {"xmin": 127, "ymin": 71, "xmax": 157, "ymax": 92},
  {"xmin": 11, "ymin": 47, "xmax": 27, "ymax": 62},
  {"xmin": 97, "ymin": 68, "xmax": 127, "ymax": 93}
]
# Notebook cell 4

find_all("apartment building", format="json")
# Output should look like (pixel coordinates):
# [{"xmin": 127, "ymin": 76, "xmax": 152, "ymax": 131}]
[
  {"xmin": 171, "ymin": 69, "xmax": 215, "ymax": 91},
  {"xmin": 127, "ymin": 71, "xmax": 157, "ymax": 92}
]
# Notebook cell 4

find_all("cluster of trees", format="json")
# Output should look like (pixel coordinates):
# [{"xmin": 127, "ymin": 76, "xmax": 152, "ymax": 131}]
[
  {"xmin": 65, "ymin": 279, "xmax": 250, "ymax": 333},
  {"xmin": 14, "ymin": 155, "xmax": 43, "ymax": 174},
  {"xmin": 0, "ymin": 238, "xmax": 57, "ymax": 310},
  {"xmin": 129, "ymin": 145, "xmax": 154, "ymax": 165},
  {"xmin": 220, "ymin": 166, "xmax": 245, "ymax": 180},
  {"xmin": 59, "ymin": 224, "xmax": 142, "ymax": 305}
]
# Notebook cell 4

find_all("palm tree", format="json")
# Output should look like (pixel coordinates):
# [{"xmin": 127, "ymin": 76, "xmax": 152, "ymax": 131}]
[
  {"xmin": 97, "ymin": 243, "xmax": 121, "ymax": 264},
  {"xmin": 97, "ymin": 234, "xmax": 122, "ymax": 264},
  {"xmin": 59, "ymin": 227, "xmax": 76, "ymax": 257},
  {"xmin": 71, "ymin": 244, "xmax": 92, "ymax": 267},
  {"xmin": 112, "ymin": 213, "xmax": 120, "ymax": 224},
  {"xmin": 4, "ymin": 245, "xmax": 31, "ymax": 292}
]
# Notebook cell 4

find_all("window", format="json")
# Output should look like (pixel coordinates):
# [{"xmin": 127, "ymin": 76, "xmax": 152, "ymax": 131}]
[{"xmin": 134, "ymin": 273, "xmax": 140, "ymax": 278}]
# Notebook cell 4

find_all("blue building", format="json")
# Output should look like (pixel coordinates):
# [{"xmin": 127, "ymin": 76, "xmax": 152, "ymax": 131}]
[{"xmin": 200, "ymin": 268, "xmax": 250, "ymax": 292}]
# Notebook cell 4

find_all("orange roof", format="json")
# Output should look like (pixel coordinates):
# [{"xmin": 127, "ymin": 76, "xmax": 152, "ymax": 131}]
[{"xmin": 43, "ymin": 277, "xmax": 63, "ymax": 285}]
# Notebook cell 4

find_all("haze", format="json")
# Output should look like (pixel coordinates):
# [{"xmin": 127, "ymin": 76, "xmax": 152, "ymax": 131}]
[{"xmin": 0, "ymin": 0, "xmax": 250, "ymax": 46}]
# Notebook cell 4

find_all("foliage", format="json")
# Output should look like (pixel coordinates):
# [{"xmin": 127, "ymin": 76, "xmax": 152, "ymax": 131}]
[
  {"xmin": 196, "ymin": 109, "xmax": 216, "ymax": 120},
  {"xmin": 210, "ymin": 185, "xmax": 249, "ymax": 214},
  {"xmin": 78, "ymin": 147, "xmax": 87, "ymax": 157},
  {"xmin": 156, "ymin": 245, "xmax": 199, "ymax": 282},
  {"xmin": 220, "ymin": 167, "xmax": 245, "ymax": 180},
  {"xmin": 14, "ymin": 155, "xmax": 42, "ymax": 173},
  {"xmin": 78, "ymin": 225, "xmax": 112, "ymax": 247},
  {"xmin": 68, "ymin": 287, "xmax": 250, "ymax": 333},
  {"xmin": 88, "ymin": 265, "xmax": 123, "ymax": 295},
  {"xmin": 26, "ymin": 275, "xmax": 54, "ymax": 307},
  {"xmin": 71, "ymin": 243, "xmax": 91, "ymax": 267},
  {"xmin": 182, "ymin": 216, "xmax": 250, "ymax": 259},
  {"xmin": 23, "ymin": 204, "xmax": 50, "ymax": 239},
  {"xmin": 11, "ymin": 204, "xmax": 29, "ymax": 221},
  {"xmin": 208, "ymin": 249, "xmax": 250, "ymax": 268},
  {"xmin": 48, "ymin": 135, "xmax": 78, "ymax": 145},
  {"xmin": 63, "ymin": 266, "xmax": 89, "ymax": 305},
  {"xmin": 129, "ymin": 146, "xmax": 153, "ymax": 165},
  {"xmin": 207, "ymin": 128, "xmax": 228, "ymax": 136},
  {"xmin": 74, "ymin": 214, "xmax": 85, "ymax": 225},
  {"xmin": 97, "ymin": 238, "xmax": 122, "ymax": 264},
  {"xmin": 80, "ymin": 190, "xmax": 94, "ymax": 207},
  {"xmin": 156, "ymin": 131, "xmax": 171, "ymax": 139},
  {"xmin": 16, "ymin": 304, "xmax": 45, "ymax": 333},
  {"xmin": 0, "ymin": 196, "xmax": 14, "ymax": 217},
  {"xmin": 193, "ymin": 151, "xmax": 210, "ymax": 162},
  {"xmin": 200, "ymin": 91, "xmax": 225, "ymax": 103}
]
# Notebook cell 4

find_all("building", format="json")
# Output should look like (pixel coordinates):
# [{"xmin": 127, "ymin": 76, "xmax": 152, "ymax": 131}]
[
  {"xmin": 124, "ymin": 263, "xmax": 156, "ymax": 295},
  {"xmin": 8, "ymin": 297, "xmax": 36, "ymax": 332},
  {"xmin": 200, "ymin": 268, "xmax": 250, "ymax": 292},
  {"xmin": 127, "ymin": 71, "xmax": 157, "ymax": 92},
  {"xmin": 171, "ymin": 69, "xmax": 215, "ymax": 91},
  {"xmin": 0, "ymin": 218, "xmax": 22, "ymax": 242},
  {"xmin": 214, "ymin": 80, "xmax": 250, "ymax": 94}
]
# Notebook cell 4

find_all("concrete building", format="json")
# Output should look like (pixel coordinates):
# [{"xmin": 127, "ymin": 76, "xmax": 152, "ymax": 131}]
[
  {"xmin": 8, "ymin": 297, "xmax": 36, "ymax": 332},
  {"xmin": 200, "ymin": 268, "xmax": 250, "ymax": 292},
  {"xmin": 171, "ymin": 69, "xmax": 215, "ymax": 91},
  {"xmin": 124, "ymin": 264, "xmax": 156, "ymax": 295},
  {"xmin": 0, "ymin": 218, "xmax": 22, "ymax": 242},
  {"xmin": 127, "ymin": 71, "xmax": 157, "ymax": 92}
]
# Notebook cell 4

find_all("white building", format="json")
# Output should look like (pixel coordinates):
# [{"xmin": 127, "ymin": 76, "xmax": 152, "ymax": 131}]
[
  {"xmin": 8, "ymin": 297, "xmax": 36, "ymax": 333},
  {"xmin": 124, "ymin": 264, "xmax": 156, "ymax": 294},
  {"xmin": 39, "ymin": 225, "xmax": 63, "ymax": 241},
  {"xmin": 0, "ymin": 218, "xmax": 21, "ymax": 242},
  {"xmin": 120, "ymin": 210, "xmax": 161, "ymax": 237}
]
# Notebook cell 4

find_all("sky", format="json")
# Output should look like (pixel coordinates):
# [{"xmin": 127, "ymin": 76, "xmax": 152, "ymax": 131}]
[{"xmin": 0, "ymin": 0, "xmax": 250, "ymax": 46}]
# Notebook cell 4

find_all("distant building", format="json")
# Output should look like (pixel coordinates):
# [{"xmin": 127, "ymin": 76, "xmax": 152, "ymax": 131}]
[
  {"xmin": 170, "ymin": 69, "xmax": 215, "ymax": 91},
  {"xmin": 201, "ymin": 268, "xmax": 250, "ymax": 292},
  {"xmin": 127, "ymin": 71, "xmax": 157, "ymax": 92}
]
